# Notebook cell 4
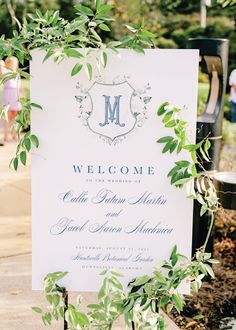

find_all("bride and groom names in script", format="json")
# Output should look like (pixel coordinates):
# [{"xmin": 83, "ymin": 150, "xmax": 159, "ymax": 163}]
[{"xmin": 50, "ymin": 189, "xmax": 172, "ymax": 236}]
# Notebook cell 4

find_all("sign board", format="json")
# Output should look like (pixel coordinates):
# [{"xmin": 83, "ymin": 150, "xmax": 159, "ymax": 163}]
[{"xmin": 31, "ymin": 49, "xmax": 199, "ymax": 292}]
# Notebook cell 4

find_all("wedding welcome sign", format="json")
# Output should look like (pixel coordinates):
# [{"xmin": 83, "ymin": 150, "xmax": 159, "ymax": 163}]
[{"xmin": 31, "ymin": 49, "xmax": 199, "ymax": 292}]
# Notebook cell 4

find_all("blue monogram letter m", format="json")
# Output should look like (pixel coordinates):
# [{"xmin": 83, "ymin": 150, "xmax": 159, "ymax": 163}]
[{"xmin": 99, "ymin": 95, "xmax": 125, "ymax": 127}]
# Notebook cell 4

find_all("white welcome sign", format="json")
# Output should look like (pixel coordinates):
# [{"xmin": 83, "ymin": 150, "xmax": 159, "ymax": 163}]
[{"xmin": 31, "ymin": 49, "xmax": 199, "ymax": 292}]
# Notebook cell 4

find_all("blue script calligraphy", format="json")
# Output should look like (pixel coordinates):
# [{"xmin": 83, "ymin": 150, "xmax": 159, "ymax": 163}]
[
  {"xmin": 92, "ymin": 188, "xmax": 126, "ymax": 204},
  {"xmin": 128, "ymin": 192, "xmax": 167, "ymax": 205},
  {"xmin": 50, "ymin": 218, "xmax": 89, "ymax": 235},
  {"xmin": 125, "ymin": 221, "xmax": 173, "ymax": 234},
  {"xmin": 58, "ymin": 190, "xmax": 88, "ymax": 203},
  {"xmin": 89, "ymin": 221, "xmax": 122, "ymax": 234}
]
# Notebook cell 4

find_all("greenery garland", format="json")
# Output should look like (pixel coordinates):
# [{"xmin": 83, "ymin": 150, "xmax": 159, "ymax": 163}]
[
  {"xmin": 31, "ymin": 103, "xmax": 219, "ymax": 330},
  {"xmin": 0, "ymin": 0, "xmax": 155, "ymax": 169},
  {"xmin": 0, "ymin": 2, "xmax": 221, "ymax": 329}
]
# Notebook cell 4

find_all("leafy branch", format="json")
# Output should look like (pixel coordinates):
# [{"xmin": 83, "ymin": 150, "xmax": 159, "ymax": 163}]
[
  {"xmin": 32, "ymin": 246, "xmax": 218, "ymax": 330},
  {"xmin": 156, "ymin": 102, "xmax": 220, "ymax": 251},
  {"xmin": 0, "ymin": 0, "xmax": 155, "ymax": 170}
]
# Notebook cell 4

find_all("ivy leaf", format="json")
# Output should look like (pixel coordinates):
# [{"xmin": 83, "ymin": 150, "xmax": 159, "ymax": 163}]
[
  {"xmin": 162, "ymin": 140, "xmax": 173, "ymax": 153},
  {"xmin": 175, "ymin": 160, "xmax": 190, "ymax": 167},
  {"xmin": 172, "ymin": 292, "xmax": 184, "ymax": 313},
  {"xmin": 165, "ymin": 120, "xmax": 176, "ymax": 128},
  {"xmin": 101, "ymin": 51, "xmax": 108, "ymax": 67},
  {"xmin": 162, "ymin": 111, "xmax": 173, "ymax": 124},
  {"xmin": 43, "ymin": 50, "xmax": 54, "ymax": 63},
  {"xmin": 85, "ymin": 63, "xmax": 93, "ymax": 80},
  {"xmin": 99, "ymin": 269, "xmax": 107, "ymax": 275},
  {"xmin": 196, "ymin": 193, "xmax": 205, "ymax": 205},
  {"xmin": 204, "ymin": 264, "xmax": 215, "ymax": 278},
  {"xmin": 46, "ymin": 295, "xmax": 53, "ymax": 304},
  {"xmin": 76, "ymin": 312, "xmax": 90, "ymax": 326},
  {"xmin": 168, "ymin": 165, "xmax": 180, "ymax": 177},
  {"xmin": 32, "ymin": 307, "xmax": 42, "ymax": 314},
  {"xmin": 31, "ymin": 102, "xmax": 43, "ymax": 110},
  {"xmin": 125, "ymin": 23, "xmax": 138, "ymax": 33},
  {"xmin": 95, "ymin": 13, "xmax": 114, "ymax": 21},
  {"xmin": 30, "ymin": 134, "xmax": 39, "ymax": 148},
  {"xmin": 99, "ymin": 23, "xmax": 110, "ymax": 31},
  {"xmin": 200, "ymin": 146, "xmax": 210, "ymax": 162},
  {"xmin": 204, "ymin": 139, "xmax": 211, "ymax": 157},
  {"xmin": 98, "ymin": 279, "xmax": 107, "ymax": 299},
  {"xmin": 110, "ymin": 270, "xmax": 123, "ymax": 277},
  {"xmin": 46, "ymin": 271, "xmax": 68, "ymax": 282},
  {"xmin": 69, "ymin": 308, "xmax": 80, "ymax": 326},
  {"xmin": 24, "ymin": 138, "xmax": 31, "ymax": 152},
  {"xmin": 200, "ymin": 203, "xmax": 208, "ymax": 216},
  {"xmin": 133, "ymin": 275, "xmax": 150, "ymax": 286},
  {"xmin": 20, "ymin": 151, "xmax": 27, "ymax": 166},
  {"xmin": 140, "ymin": 29, "xmax": 155, "ymax": 39},
  {"xmin": 123, "ymin": 299, "xmax": 134, "ymax": 313},
  {"xmin": 88, "ymin": 303, "xmax": 100, "ymax": 309},
  {"xmin": 90, "ymin": 28, "xmax": 101, "ymax": 41},
  {"xmin": 71, "ymin": 63, "xmax": 83, "ymax": 77},
  {"xmin": 157, "ymin": 102, "xmax": 169, "ymax": 116},
  {"xmin": 166, "ymin": 303, "xmax": 174, "ymax": 313},
  {"xmin": 153, "ymin": 271, "xmax": 166, "ymax": 284},
  {"xmin": 170, "ymin": 245, "xmax": 177, "ymax": 258},
  {"xmin": 110, "ymin": 277, "xmax": 123, "ymax": 289},
  {"xmin": 169, "ymin": 140, "xmax": 178, "ymax": 153},
  {"xmin": 13, "ymin": 158, "xmax": 18, "ymax": 171},
  {"xmin": 64, "ymin": 48, "xmax": 83, "ymax": 59},
  {"xmin": 52, "ymin": 295, "xmax": 60, "ymax": 307},
  {"xmin": 97, "ymin": 4, "xmax": 114, "ymax": 13},
  {"xmin": 158, "ymin": 296, "xmax": 170, "ymax": 307},
  {"xmin": 177, "ymin": 142, "xmax": 182, "ymax": 154},
  {"xmin": 156, "ymin": 136, "xmax": 173, "ymax": 143},
  {"xmin": 75, "ymin": 4, "xmax": 94, "ymax": 16},
  {"xmin": 132, "ymin": 44, "xmax": 145, "ymax": 54}
]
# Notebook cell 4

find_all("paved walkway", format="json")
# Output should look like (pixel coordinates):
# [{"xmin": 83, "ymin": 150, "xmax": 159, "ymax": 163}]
[{"xmin": 0, "ymin": 141, "xmax": 178, "ymax": 330}]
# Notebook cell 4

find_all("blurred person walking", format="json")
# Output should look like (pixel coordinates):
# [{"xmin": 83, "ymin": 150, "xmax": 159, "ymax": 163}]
[
  {"xmin": 2, "ymin": 56, "xmax": 22, "ymax": 142},
  {"xmin": 229, "ymin": 68, "xmax": 236, "ymax": 123}
]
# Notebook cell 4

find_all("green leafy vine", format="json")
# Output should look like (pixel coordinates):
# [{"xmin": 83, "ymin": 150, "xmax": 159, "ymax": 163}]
[
  {"xmin": 31, "ymin": 101, "xmax": 220, "ymax": 330},
  {"xmin": 0, "ymin": 1, "xmax": 155, "ymax": 169},
  {"xmin": 156, "ymin": 102, "xmax": 220, "ymax": 252},
  {"xmin": 32, "ymin": 246, "xmax": 217, "ymax": 330},
  {"xmin": 0, "ymin": 2, "xmax": 221, "ymax": 329}
]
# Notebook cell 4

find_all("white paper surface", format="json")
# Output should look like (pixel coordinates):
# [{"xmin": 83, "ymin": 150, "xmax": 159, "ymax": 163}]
[{"xmin": 31, "ymin": 49, "xmax": 199, "ymax": 292}]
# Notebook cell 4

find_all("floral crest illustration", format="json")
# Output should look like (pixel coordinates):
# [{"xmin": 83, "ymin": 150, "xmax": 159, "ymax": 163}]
[{"xmin": 75, "ymin": 75, "xmax": 152, "ymax": 145}]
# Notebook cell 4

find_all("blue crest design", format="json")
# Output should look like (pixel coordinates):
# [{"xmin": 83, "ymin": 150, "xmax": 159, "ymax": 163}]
[{"xmin": 75, "ymin": 76, "xmax": 152, "ymax": 145}]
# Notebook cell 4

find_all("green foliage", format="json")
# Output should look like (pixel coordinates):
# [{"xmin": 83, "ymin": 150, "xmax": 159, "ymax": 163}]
[
  {"xmin": 217, "ymin": 0, "xmax": 236, "ymax": 7},
  {"xmin": 0, "ymin": 4, "xmax": 221, "ymax": 328},
  {"xmin": 111, "ymin": 1, "xmax": 236, "ymax": 79},
  {"xmin": 33, "ymin": 247, "xmax": 218, "ymax": 329},
  {"xmin": 0, "ymin": 0, "xmax": 59, "ymax": 38},
  {"xmin": 156, "ymin": 102, "xmax": 220, "ymax": 248},
  {"xmin": 0, "ymin": 1, "xmax": 155, "ymax": 170}
]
